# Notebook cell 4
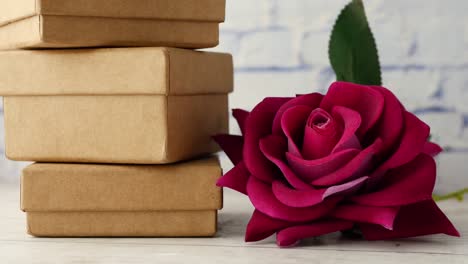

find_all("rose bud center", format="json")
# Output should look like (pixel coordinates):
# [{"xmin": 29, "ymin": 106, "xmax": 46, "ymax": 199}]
[{"xmin": 302, "ymin": 108, "xmax": 342, "ymax": 160}]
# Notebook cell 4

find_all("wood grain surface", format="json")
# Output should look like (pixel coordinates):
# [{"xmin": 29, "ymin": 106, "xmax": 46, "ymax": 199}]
[{"xmin": 0, "ymin": 184, "xmax": 466, "ymax": 264}]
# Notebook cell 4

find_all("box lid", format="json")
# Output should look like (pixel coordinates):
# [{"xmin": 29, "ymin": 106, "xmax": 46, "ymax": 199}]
[
  {"xmin": 0, "ymin": 0, "xmax": 225, "ymax": 26},
  {"xmin": 0, "ymin": 47, "xmax": 233, "ymax": 96},
  {"xmin": 21, "ymin": 156, "xmax": 223, "ymax": 212}
]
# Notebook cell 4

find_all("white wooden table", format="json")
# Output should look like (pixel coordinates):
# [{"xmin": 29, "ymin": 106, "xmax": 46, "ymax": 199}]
[{"xmin": 0, "ymin": 184, "xmax": 466, "ymax": 264}]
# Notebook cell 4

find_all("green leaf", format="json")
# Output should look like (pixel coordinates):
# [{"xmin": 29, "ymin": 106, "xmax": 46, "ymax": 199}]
[
  {"xmin": 433, "ymin": 188, "xmax": 468, "ymax": 202},
  {"xmin": 328, "ymin": 0, "xmax": 382, "ymax": 86}
]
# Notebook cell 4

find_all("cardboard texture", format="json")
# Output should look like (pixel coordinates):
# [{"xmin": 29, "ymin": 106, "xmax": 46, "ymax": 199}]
[
  {"xmin": 21, "ymin": 157, "xmax": 222, "ymax": 237},
  {"xmin": 0, "ymin": 0, "xmax": 226, "ymax": 49},
  {"xmin": 21, "ymin": 157, "xmax": 223, "ymax": 211},
  {"xmin": 0, "ymin": 48, "xmax": 233, "ymax": 96},
  {"xmin": 0, "ymin": 48, "xmax": 233, "ymax": 164},
  {"xmin": 26, "ymin": 211, "xmax": 218, "ymax": 237}
]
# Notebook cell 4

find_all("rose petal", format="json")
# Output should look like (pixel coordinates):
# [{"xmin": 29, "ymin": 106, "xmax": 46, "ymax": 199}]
[
  {"xmin": 320, "ymin": 82, "xmax": 385, "ymax": 137},
  {"xmin": 311, "ymin": 139, "xmax": 383, "ymax": 187},
  {"xmin": 360, "ymin": 200, "xmax": 460, "ymax": 240},
  {"xmin": 423, "ymin": 142, "xmax": 443, "ymax": 157},
  {"xmin": 331, "ymin": 106, "xmax": 362, "ymax": 153},
  {"xmin": 323, "ymin": 176, "xmax": 369, "ymax": 198},
  {"xmin": 216, "ymin": 161, "xmax": 250, "ymax": 195},
  {"xmin": 259, "ymin": 135, "xmax": 311, "ymax": 190},
  {"xmin": 244, "ymin": 97, "xmax": 291, "ymax": 182},
  {"xmin": 281, "ymin": 105, "xmax": 312, "ymax": 157},
  {"xmin": 271, "ymin": 181, "xmax": 326, "ymax": 208},
  {"xmin": 245, "ymin": 210, "xmax": 292, "ymax": 242},
  {"xmin": 331, "ymin": 204, "xmax": 399, "ymax": 230},
  {"xmin": 352, "ymin": 154, "xmax": 436, "ymax": 207},
  {"xmin": 247, "ymin": 176, "xmax": 341, "ymax": 222},
  {"xmin": 272, "ymin": 93, "xmax": 323, "ymax": 135},
  {"xmin": 367, "ymin": 86, "xmax": 405, "ymax": 155},
  {"xmin": 233, "ymin": 109, "xmax": 250, "ymax": 135},
  {"xmin": 286, "ymin": 149, "xmax": 359, "ymax": 182},
  {"xmin": 276, "ymin": 220, "xmax": 354, "ymax": 247},
  {"xmin": 213, "ymin": 134, "xmax": 244, "ymax": 165},
  {"xmin": 368, "ymin": 112, "xmax": 430, "ymax": 187},
  {"xmin": 272, "ymin": 176, "xmax": 368, "ymax": 208},
  {"xmin": 302, "ymin": 109, "xmax": 341, "ymax": 159}
]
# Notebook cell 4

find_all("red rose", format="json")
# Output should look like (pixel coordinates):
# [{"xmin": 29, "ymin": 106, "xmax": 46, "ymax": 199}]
[{"xmin": 215, "ymin": 81, "xmax": 459, "ymax": 247}]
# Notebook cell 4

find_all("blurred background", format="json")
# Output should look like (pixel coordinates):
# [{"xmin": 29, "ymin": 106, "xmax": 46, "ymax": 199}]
[{"xmin": 0, "ymin": 0, "xmax": 467, "ymax": 192}]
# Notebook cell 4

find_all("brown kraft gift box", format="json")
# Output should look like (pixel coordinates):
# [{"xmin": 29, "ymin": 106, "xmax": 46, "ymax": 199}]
[
  {"xmin": 21, "ymin": 156, "xmax": 223, "ymax": 237},
  {"xmin": 0, "ymin": 0, "xmax": 226, "ymax": 49},
  {"xmin": 0, "ymin": 47, "xmax": 233, "ymax": 164}
]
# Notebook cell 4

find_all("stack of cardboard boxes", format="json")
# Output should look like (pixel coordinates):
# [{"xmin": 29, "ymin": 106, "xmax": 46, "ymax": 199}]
[{"xmin": 0, "ymin": 0, "xmax": 232, "ymax": 237}]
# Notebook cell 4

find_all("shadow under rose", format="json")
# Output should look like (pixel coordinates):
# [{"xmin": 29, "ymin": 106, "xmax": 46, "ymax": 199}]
[
  {"xmin": 219, "ymin": 213, "xmax": 452, "ymax": 248},
  {"xmin": 297, "ymin": 233, "xmax": 450, "ymax": 249}
]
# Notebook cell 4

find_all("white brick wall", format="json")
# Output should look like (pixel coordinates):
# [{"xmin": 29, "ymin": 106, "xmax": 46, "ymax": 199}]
[{"xmin": 0, "ymin": 0, "xmax": 467, "ymax": 191}]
